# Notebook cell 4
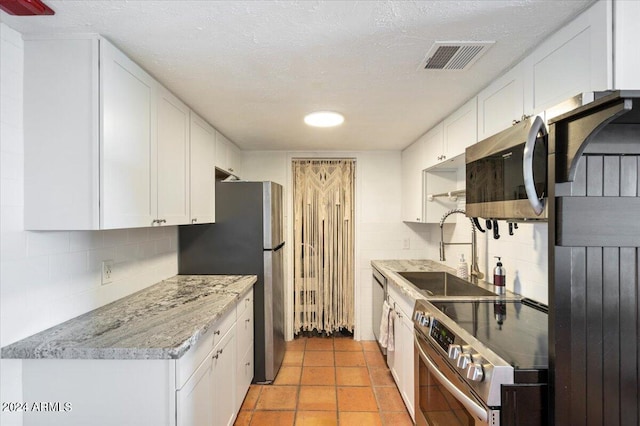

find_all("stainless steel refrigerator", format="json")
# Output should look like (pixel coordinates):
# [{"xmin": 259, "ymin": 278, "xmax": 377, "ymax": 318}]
[{"xmin": 178, "ymin": 181, "xmax": 285, "ymax": 384}]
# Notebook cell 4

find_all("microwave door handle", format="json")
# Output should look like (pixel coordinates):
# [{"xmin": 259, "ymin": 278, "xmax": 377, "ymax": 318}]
[
  {"xmin": 414, "ymin": 335, "xmax": 489, "ymax": 423},
  {"xmin": 523, "ymin": 116, "xmax": 547, "ymax": 216}
]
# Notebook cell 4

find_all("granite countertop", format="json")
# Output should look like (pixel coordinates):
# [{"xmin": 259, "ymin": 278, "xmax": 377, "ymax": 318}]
[
  {"xmin": 371, "ymin": 259, "xmax": 521, "ymax": 302},
  {"xmin": 1, "ymin": 275, "xmax": 257, "ymax": 360}
]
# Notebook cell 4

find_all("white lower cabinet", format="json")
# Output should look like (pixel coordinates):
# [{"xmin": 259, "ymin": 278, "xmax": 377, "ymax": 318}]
[
  {"xmin": 177, "ymin": 323, "xmax": 237, "ymax": 426},
  {"xmin": 211, "ymin": 328, "xmax": 237, "ymax": 426},
  {"xmin": 177, "ymin": 355, "xmax": 214, "ymax": 426},
  {"xmin": 386, "ymin": 286, "xmax": 415, "ymax": 422},
  {"xmin": 235, "ymin": 290, "xmax": 254, "ymax": 412},
  {"xmin": 21, "ymin": 290, "xmax": 254, "ymax": 426}
]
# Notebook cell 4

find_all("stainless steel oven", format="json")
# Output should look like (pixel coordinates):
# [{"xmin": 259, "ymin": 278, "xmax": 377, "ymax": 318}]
[{"xmin": 413, "ymin": 299, "xmax": 548, "ymax": 426}]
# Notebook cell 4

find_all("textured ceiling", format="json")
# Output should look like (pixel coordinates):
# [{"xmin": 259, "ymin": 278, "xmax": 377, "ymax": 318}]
[{"xmin": 1, "ymin": 0, "xmax": 595, "ymax": 151}]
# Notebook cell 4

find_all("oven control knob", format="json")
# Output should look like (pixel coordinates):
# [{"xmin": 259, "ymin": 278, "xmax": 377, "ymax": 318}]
[
  {"xmin": 448, "ymin": 344, "xmax": 461, "ymax": 360},
  {"xmin": 420, "ymin": 315, "xmax": 432, "ymax": 327},
  {"xmin": 457, "ymin": 353, "xmax": 471, "ymax": 369},
  {"xmin": 466, "ymin": 363, "xmax": 485, "ymax": 382}
]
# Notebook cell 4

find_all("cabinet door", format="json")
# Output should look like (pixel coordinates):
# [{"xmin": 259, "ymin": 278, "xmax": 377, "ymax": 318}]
[
  {"xmin": 227, "ymin": 142, "xmax": 242, "ymax": 177},
  {"xmin": 401, "ymin": 138, "xmax": 426, "ymax": 222},
  {"xmin": 100, "ymin": 40, "xmax": 157, "ymax": 229},
  {"xmin": 477, "ymin": 63, "xmax": 524, "ymax": 140},
  {"xmin": 523, "ymin": 0, "xmax": 610, "ymax": 114},
  {"xmin": 215, "ymin": 131, "xmax": 230, "ymax": 172},
  {"xmin": 443, "ymin": 97, "xmax": 477, "ymax": 159},
  {"xmin": 423, "ymin": 122, "xmax": 444, "ymax": 171},
  {"xmin": 236, "ymin": 344, "xmax": 254, "ymax": 413},
  {"xmin": 400, "ymin": 312, "xmax": 415, "ymax": 421},
  {"xmin": 613, "ymin": 0, "xmax": 640, "ymax": 89},
  {"xmin": 386, "ymin": 302, "xmax": 402, "ymax": 385},
  {"xmin": 212, "ymin": 327, "xmax": 236, "ymax": 426},
  {"xmin": 177, "ymin": 356, "xmax": 214, "ymax": 426},
  {"xmin": 157, "ymin": 86, "xmax": 190, "ymax": 226},
  {"xmin": 236, "ymin": 297, "xmax": 254, "ymax": 366},
  {"xmin": 190, "ymin": 112, "xmax": 216, "ymax": 224}
]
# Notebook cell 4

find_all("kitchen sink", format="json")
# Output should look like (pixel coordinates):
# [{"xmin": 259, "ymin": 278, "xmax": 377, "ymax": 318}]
[{"xmin": 397, "ymin": 271, "xmax": 496, "ymax": 297}]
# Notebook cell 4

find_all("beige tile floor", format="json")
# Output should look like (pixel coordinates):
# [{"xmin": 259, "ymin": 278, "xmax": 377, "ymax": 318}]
[{"xmin": 234, "ymin": 336, "xmax": 413, "ymax": 426}]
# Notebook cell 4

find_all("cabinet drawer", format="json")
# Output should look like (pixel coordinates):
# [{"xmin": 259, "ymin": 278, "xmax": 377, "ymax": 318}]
[
  {"xmin": 176, "ymin": 305, "xmax": 236, "ymax": 389},
  {"xmin": 237, "ymin": 289, "xmax": 253, "ymax": 317},
  {"xmin": 236, "ymin": 300, "xmax": 253, "ymax": 359}
]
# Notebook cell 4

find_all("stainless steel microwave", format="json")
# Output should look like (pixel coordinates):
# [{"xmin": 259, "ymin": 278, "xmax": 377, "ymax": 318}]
[{"xmin": 465, "ymin": 116, "xmax": 548, "ymax": 220}]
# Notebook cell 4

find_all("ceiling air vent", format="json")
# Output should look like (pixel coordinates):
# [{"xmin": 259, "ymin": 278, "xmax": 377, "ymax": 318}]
[{"xmin": 422, "ymin": 42, "xmax": 494, "ymax": 71}]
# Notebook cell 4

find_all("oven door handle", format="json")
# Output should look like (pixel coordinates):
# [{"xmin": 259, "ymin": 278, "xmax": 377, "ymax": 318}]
[
  {"xmin": 414, "ymin": 334, "xmax": 489, "ymax": 423},
  {"xmin": 523, "ymin": 115, "xmax": 547, "ymax": 216}
]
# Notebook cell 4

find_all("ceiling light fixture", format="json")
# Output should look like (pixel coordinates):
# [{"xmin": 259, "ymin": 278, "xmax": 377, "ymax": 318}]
[{"xmin": 304, "ymin": 111, "xmax": 344, "ymax": 128}]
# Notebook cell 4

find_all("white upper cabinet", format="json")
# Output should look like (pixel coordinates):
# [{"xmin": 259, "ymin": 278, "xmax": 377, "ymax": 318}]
[
  {"xmin": 423, "ymin": 122, "xmax": 445, "ymax": 171},
  {"xmin": 24, "ymin": 37, "xmax": 101, "ymax": 230},
  {"xmin": 23, "ymin": 35, "xmax": 219, "ymax": 230},
  {"xmin": 100, "ymin": 41, "xmax": 159, "ymax": 229},
  {"xmin": 523, "ymin": 0, "xmax": 611, "ymax": 115},
  {"xmin": 401, "ymin": 136, "xmax": 427, "ymax": 222},
  {"xmin": 613, "ymin": 0, "xmax": 640, "ymax": 89},
  {"xmin": 189, "ymin": 112, "xmax": 216, "ymax": 225},
  {"xmin": 156, "ymin": 85, "xmax": 191, "ymax": 226},
  {"xmin": 442, "ymin": 97, "xmax": 478, "ymax": 159},
  {"xmin": 215, "ymin": 131, "xmax": 243, "ymax": 177},
  {"xmin": 24, "ymin": 36, "xmax": 162, "ymax": 230},
  {"xmin": 477, "ymin": 64, "xmax": 524, "ymax": 140},
  {"xmin": 424, "ymin": 98, "xmax": 477, "ymax": 169}
]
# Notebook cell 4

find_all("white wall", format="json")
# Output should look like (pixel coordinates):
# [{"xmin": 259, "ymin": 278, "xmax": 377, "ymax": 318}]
[
  {"xmin": 433, "ymin": 165, "xmax": 548, "ymax": 304},
  {"xmin": 0, "ymin": 23, "xmax": 179, "ymax": 426}
]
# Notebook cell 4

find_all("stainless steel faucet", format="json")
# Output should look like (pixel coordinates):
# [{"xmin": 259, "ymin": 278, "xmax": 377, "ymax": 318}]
[{"xmin": 439, "ymin": 208, "xmax": 484, "ymax": 283}]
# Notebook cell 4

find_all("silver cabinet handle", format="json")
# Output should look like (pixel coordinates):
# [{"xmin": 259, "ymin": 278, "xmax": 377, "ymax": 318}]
[
  {"xmin": 192, "ymin": 218, "xmax": 198, "ymax": 224},
  {"xmin": 523, "ymin": 116, "xmax": 547, "ymax": 216},
  {"xmin": 159, "ymin": 219, "xmax": 166, "ymax": 224},
  {"xmin": 228, "ymin": 168, "xmax": 234, "ymax": 172},
  {"xmin": 214, "ymin": 330, "xmax": 220, "ymax": 335},
  {"xmin": 245, "ymin": 318, "xmax": 251, "ymax": 323}
]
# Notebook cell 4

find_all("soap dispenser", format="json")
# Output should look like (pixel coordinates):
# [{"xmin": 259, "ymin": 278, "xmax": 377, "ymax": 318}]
[
  {"xmin": 493, "ymin": 256, "xmax": 506, "ymax": 294},
  {"xmin": 456, "ymin": 254, "xmax": 468, "ymax": 279}
]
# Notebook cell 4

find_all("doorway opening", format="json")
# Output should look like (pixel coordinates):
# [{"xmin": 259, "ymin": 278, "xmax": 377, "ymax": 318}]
[{"xmin": 292, "ymin": 159, "xmax": 355, "ymax": 336}]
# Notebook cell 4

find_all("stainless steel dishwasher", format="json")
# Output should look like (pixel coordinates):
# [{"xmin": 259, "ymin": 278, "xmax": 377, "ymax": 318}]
[{"xmin": 371, "ymin": 266, "xmax": 387, "ymax": 356}]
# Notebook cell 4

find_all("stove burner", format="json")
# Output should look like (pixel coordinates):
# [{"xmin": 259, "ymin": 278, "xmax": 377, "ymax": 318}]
[{"xmin": 431, "ymin": 300, "xmax": 548, "ymax": 370}]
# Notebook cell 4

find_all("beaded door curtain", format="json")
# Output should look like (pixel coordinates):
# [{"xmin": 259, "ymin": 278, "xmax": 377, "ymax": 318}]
[{"xmin": 292, "ymin": 159, "xmax": 355, "ymax": 334}]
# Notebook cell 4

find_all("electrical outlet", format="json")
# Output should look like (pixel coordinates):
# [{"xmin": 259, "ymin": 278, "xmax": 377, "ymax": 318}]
[
  {"xmin": 403, "ymin": 238, "xmax": 410, "ymax": 249},
  {"xmin": 102, "ymin": 260, "xmax": 114, "ymax": 285}
]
